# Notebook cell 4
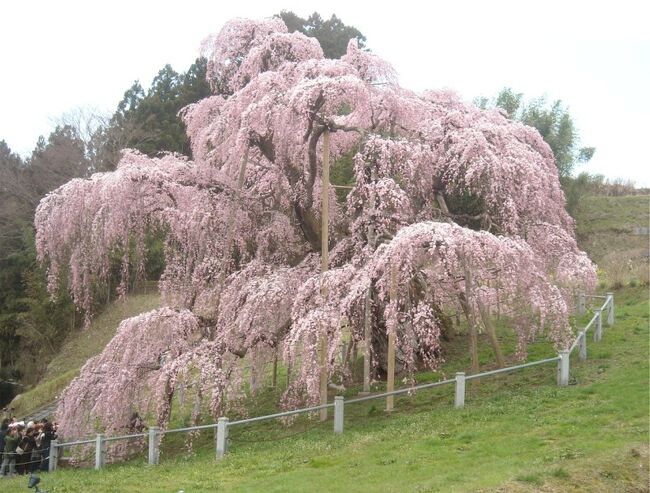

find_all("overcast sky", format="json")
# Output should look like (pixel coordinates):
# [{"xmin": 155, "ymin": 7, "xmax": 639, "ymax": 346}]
[{"xmin": 1, "ymin": 0, "xmax": 648, "ymax": 186}]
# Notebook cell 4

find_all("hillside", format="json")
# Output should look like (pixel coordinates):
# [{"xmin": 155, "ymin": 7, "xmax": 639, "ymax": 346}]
[
  {"xmin": 3, "ymin": 194, "xmax": 648, "ymax": 492},
  {"xmin": 575, "ymin": 194, "xmax": 649, "ymax": 286},
  {"xmin": 3, "ymin": 286, "xmax": 648, "ymax": 492},
  {"xmin": 9, "ymin": 290, "xmax": 161, "ymax": 417}
]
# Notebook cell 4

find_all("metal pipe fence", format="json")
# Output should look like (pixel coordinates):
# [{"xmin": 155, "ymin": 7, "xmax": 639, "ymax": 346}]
[{"xmin": 51, "ymin": 292, "xmax": 614, "ymax": 470}]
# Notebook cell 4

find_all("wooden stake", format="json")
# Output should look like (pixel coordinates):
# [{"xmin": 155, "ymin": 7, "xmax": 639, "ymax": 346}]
[
  {"xmin": 286, "ymin": 358, "xmax": 292, "ymax": 388},
  {"xmin": 271, "ymin": 351, "xmax": 278, "ymax": 388},
  {"xmin": 362, "ymin": 288, "xmax": 372, "ymax": 393},
  {"xmin": 362, "ymin": 166, "xmax": 377, "ymax": 394},
  {"xmin": 462, "ymin": 258, "xmax": 480, "ymax": 373},
  {"xmin": 386, "ymin": 262, "xmax": 397, "ymax": 412},
  {"xmin": 319, "ymin": 129, "xmax": 331, "ymax": 421},
  {"xmin": 478, "ymin": 300, "xmax": 505, "ymax": 368}
]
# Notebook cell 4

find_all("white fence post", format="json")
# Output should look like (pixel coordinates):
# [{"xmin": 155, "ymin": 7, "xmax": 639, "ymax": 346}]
[
  {"xmin": 334, "ymin": 396, "xmax": 344, "ymax": 434},
  {"xmin": 606, "ymin": 292, "xmax": 615, "ymax": 326},
  {"xmin": 49, "ymin": 439, "xmax": 59, "ymax": 472},
  {"xmin": 94, "ymin": 433, "xmax": 105, "ymax": 470},
  {"xmin": 578, "ymin": 331, "xmax": 587, "ymax": 362},
  {"xmin": 216, "ymin": 417, "xmax": 229, "ymax": 459},
  {"xmin": 594, "ymin": 309, "xmax": 602, "ymax": 342},
  {"xmin": 148, "ymin": 426, "xmax": 160, "ymax": 465},
  {"xmin": 455, "ymin": 372, "xmax": 466, "ymax": 409},
  {"xmin": 558, "ymin": 351, "xmax": 570, "ymax": 387}
]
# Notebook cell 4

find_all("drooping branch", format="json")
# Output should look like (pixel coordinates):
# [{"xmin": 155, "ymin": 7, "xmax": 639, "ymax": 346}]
[{"xmin": 36, "ymin": 18, "xmax": 596, "ymax": 453}]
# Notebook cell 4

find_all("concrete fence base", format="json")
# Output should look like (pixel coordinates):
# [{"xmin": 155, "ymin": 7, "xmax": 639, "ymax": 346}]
[
  {"xmin": 148, "ymin": 426, "xmax": 160, "ymax": 465},
  {"xmin": 454, "ymin": 372, "xmax": 466, "ymax": 409},
  {"xmin": 216, "ymin": 417, "xmax": 229, "ymax": 458}
]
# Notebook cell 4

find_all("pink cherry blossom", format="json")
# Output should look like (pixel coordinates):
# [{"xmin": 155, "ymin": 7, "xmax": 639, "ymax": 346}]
[{"xmin": 35, "ymin": 17, "xmax": 596, "ymax": 454}]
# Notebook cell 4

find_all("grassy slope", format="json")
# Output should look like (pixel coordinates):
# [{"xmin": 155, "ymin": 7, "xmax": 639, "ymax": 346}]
[
  {"xmin": 10, "ymin": 291, "xmax": 161, "ymax": 417},
  {"xmin": 575, "ymin": 195, "xmax": 649, "ymax": 264},
  {"xmin": 575, "ymin": 195, "xmax": 649, "ymax": 288},
  {"xmin": 5, "ymin": 195, "xmax": 648, "ymax": 491},
  {"xmin": 4, "ymin": 287, "xmax": 647, "ymax": 492}
]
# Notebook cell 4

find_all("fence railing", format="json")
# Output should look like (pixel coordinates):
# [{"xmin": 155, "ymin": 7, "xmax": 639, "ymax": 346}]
[{"xmin": 50, "ymin": 292, "xmax": 615, "ymax": 471}]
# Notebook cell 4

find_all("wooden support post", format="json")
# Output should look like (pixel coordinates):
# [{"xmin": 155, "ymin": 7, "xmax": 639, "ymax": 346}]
[
  {"xmin": 319, "ymin": 129, "xmax": 331, "ymax": 422},
  {"xmin": 362, "ymin": 163, "xmax": 377, "ymax": 395},
  {"xmin": 319, "ymin": 336, "xmax": 328, "ymax": 421},
  {"xmin": 271, "ymin": 352, "xmax": 278, "ymax": 388},
  {"xmin": 362, "ymin": 289, "xmax": 372, "ymax": 394},
  {"xmin": 250, "ymin": 364, "xmax": 258, "ymax": 394},
  {"xmin": 478, "ymin": 300, "xmax": 505, "ymax": 368},
  {"xmin": 286, "ymin": 359, "xmax": 292, "ymax": 388},
  {"xmin": 386, "ymin": 263, "xmax": 397, "ymax": 412}
]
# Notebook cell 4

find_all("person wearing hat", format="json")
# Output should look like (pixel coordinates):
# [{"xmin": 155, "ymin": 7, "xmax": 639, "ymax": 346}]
[
  {"xmin": 16, "ymin": 424, "xmax": 36, "ymax": 475},
  {"xmin": 0, "ymin": 425, "xmax": 19, "ymax": 477},
  {"xmin": 39, "ymin": 422, "xmax": 57, "ymax": 472}
]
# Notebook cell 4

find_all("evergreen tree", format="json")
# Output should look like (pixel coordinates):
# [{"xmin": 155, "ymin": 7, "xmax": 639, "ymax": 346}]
[
  {"xmin": 94, "ymin": 58, "xmax": 211, "ymax": 170},
  {"xmin": 278, "ymin": 11, "xmax": 366, "ymax": 58}
]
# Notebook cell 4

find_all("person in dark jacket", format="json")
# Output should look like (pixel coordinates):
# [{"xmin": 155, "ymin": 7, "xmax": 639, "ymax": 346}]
[
  {"xmin": 16, "ymin": 427, "xmax": 36, "ymax": 475},
  {"xmin": 0, "ymin": 426, "xmax": 19, "ymax": 477},
  {"xmin": 0, "ymin": 419, "xmax": 9, "ymax": 466},
  {"xmin": 39, "ymin": 422, "xmax": 57, "ymax": 472}
]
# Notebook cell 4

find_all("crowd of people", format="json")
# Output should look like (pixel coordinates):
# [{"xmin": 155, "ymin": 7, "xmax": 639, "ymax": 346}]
[{"xmin": 0, "ymin": 416, "xmax": 58, "ymax": 477}]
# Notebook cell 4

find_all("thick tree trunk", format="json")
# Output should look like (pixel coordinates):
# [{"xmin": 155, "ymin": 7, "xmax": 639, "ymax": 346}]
[{"xmin": 293, "ymin": 203, "xmax": 323, "ymax": 252}]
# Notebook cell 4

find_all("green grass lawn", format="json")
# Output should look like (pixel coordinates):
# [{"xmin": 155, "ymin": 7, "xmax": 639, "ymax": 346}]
[{"xmin": 4, "ymin": 286, "xmax": 647, "ymax": 492}]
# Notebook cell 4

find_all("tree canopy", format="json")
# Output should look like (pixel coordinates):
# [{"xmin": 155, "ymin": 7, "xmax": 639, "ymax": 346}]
[{"xmin": 35, "ymin": 18, "xmax": 596, "ymax": 451}]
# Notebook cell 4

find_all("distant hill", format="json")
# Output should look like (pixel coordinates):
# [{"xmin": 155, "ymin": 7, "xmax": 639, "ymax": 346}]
[
  {"xmin": 574, "ymin": 194, "xmax": 649, "ymax": 287},
  {"xmin": 9, "ymin": 290, "xmax": 160, "ymax": 417}
]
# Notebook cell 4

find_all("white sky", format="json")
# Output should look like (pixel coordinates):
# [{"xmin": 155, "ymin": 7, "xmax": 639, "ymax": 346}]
[{"xmin": 1, "ymin": 0, "xmax": 649, "ymax": 186}]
